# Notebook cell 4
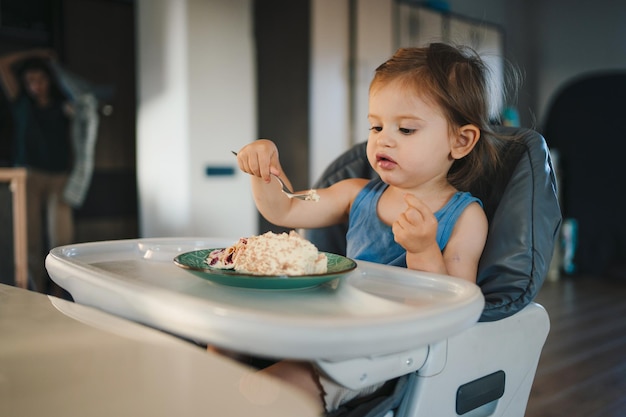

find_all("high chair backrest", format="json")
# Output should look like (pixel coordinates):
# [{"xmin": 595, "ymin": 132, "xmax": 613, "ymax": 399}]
[{"xmin": 304, "ymin": 126, "xmax": 561, "ymax": 321}]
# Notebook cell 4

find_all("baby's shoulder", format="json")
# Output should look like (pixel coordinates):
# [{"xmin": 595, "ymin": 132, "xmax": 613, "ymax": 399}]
[{"xmin": 329, "ymin": 177, "xmax": 371, "ymax": 201}]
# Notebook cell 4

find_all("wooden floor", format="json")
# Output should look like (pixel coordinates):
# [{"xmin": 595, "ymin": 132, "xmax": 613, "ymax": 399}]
[{"xmin": 525, "ymin": 274, "xmax": 626, "ymax": 417}]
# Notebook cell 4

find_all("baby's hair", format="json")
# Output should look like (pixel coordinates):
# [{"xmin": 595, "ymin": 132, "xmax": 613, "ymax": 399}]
[{"xmin": 371, "ymin": 43, "xmax": 520, "ymax": 190}]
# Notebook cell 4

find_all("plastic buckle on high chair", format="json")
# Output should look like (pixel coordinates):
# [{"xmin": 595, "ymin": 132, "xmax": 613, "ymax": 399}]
[{"xmin": 315, "ymin": 345, "xmax": 429, "ymax": 390}]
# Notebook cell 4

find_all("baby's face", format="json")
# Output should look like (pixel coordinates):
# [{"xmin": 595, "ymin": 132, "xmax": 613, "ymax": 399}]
[{"xmin": 366, "ymin": 79, "xmax": 455, "ymax": 190}]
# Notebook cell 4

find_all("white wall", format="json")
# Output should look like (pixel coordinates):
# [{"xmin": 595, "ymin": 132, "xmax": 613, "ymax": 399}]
[
  {"xmin": 137, "ymin": 0, "xmax": 256, "ymax": 239},
  {"xmin": 531, "ymin": 1, "xmax": 626, "ymax": 125},
  {"xmin": 309, "ymin": 0, "xmax": 351, "ymax": 182},
  {"xmin": 353, "ymin": 0, "xmax": 395, "ymax": 146},
  {"xmin": 137, "ymin": 0, "xmax": 386, "ymax": 239},
  {"xmin": 309, "ymin": 0, "xmax": 395, "ymax": 182},
  {"xmin": 437, "ymin": 0, "xmax": 626, "ymax": 128},
  {"xmin": 136, "ymin": 1, "xmax": 190, "ymax": 237}
]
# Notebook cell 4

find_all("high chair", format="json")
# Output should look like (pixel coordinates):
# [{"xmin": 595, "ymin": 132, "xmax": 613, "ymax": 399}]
[{"xmin": 305, "ymin": 126, "xmax": 561, "ymax": 417}]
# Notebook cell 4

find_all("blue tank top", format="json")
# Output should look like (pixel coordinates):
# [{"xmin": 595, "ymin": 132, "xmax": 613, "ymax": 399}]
[{"xmin": 346, "ymin": 179, "xmax": 482, "ymax": 267}]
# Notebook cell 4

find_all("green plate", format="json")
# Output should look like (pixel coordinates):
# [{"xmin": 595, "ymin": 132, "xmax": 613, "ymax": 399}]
[{"xmin": 174, "ymin": 249, "xmax": 357, "ymax": 289}]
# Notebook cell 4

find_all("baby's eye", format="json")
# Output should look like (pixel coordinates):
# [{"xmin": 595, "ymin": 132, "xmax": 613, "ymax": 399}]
[
  {"xmin": 369, "ymin": 126, "xmax": 382, "ymax": 133},
  {"xmin": 399, "ymin": 127, "xmax": 416, "ymax": 135}
]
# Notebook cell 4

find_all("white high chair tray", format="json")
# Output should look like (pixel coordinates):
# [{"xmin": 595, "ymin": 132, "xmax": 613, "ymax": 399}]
[{"xmin": 46, "ymin": 238, "xmax": 484, "ymax": 361}]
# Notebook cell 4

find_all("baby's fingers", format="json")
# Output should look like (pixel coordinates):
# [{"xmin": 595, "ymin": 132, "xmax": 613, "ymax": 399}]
[
  {"xmin": 400, "ymin": 194, "xmax": 431, "ymax": 226},
  {"xmin": 392, "ymin": 195, "xmax": 438, "ymax": 252},
  {"xmin": 403, "ymin": 194, "xmax": 431, "ymax": 217},
  {"xmin": 236, "ymin": 140, "xmax": 280, "ymax": 182}
]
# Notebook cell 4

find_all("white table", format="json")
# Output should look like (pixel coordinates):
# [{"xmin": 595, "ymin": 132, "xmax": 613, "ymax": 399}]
[
  {"xmin": 0, "ymin": 283, "xmax": 320, "ymax": 417},
  {"xmin": 46, "ymin": 237, "xmax": 485, "ymax": 388}
]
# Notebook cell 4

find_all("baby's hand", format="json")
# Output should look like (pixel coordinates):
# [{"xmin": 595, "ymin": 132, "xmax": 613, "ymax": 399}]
[
  {"xmin": 234, "ymin": 139, "xmax": 283, "ymax": 183},
  {"xmin": 392, "ymin": 194, "xmax": 438, "ymax": 254}
]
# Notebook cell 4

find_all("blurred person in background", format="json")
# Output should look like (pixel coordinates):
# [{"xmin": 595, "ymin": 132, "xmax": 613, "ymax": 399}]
[{"xmin": 0, "ymin": 49, "xmax": 76, "ymax": 297}]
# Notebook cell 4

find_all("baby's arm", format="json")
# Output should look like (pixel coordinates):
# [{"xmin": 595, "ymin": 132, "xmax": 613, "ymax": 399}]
[
  {"xmin": 441, "ymin": 202, "xmax": 487, "ymax": 282},
  {"xmin": 234, "ymin": 140, "xmax": 365, "ymax": 230},
  {"xmin": 393, "ymin": 194, "xmax": 487, "ymax": 283}
]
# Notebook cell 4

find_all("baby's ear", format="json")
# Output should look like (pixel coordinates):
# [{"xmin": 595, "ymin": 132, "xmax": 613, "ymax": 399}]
[{"xmin": 450, "ymin": 124, "xmax": 480, "ymax": 159}]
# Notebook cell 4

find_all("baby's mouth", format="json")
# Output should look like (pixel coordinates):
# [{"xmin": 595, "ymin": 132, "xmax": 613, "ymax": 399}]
[{"xmin": 376, "ymin": 153, "xmax": 397, "ymax": 169}]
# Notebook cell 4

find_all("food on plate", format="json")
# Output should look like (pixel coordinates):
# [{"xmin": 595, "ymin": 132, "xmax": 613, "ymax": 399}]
[{"xmin": 205, "ymin": 230, "xmax": 327, "ymax": 275}]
